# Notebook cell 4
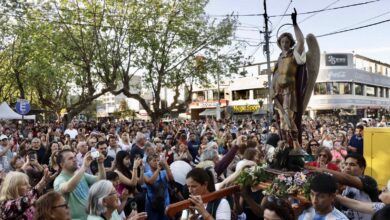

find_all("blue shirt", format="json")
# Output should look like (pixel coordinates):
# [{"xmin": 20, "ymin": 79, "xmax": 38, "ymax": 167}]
[
  {"xmin": 348, "ymin": 135, "xmax": 363, "ymax": 155},
  {"xmin": 144, "ymin": 170, "xmax": 170, "ymax": 207}
]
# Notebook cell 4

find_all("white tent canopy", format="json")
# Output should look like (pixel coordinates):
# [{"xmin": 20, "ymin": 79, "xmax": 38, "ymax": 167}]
[{"xmin": 0, "ymin": 102, "xmax": 36, "ymax": 120}]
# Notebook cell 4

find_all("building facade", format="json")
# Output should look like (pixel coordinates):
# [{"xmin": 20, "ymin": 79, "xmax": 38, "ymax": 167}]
[
  {"xmin": 190, "ymin": 53, "xmax": 390, "ymax": 120},
  {"xmin": 308, "ymin": 53, "xmax": 390, "ymax": 119},
  {"xmin": 189, "ymin": 76, "xmax": 270, "ymax": 120}
]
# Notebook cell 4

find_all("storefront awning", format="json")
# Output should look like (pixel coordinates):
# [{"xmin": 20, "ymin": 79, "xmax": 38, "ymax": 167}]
[{"xmin": 199, "ymin": 108, "xmax": 222, "ymax": 116}]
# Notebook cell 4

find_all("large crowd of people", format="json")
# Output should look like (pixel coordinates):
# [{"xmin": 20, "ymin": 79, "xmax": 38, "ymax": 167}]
[{"xmin": 0, "ymin": 115, "xmax": 389, "ymax": 220}]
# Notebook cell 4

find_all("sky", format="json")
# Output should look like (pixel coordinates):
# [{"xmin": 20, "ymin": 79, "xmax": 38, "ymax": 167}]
[{"xmin": 205, "ymin": 0, "xmax": 390, "ymax": 64}]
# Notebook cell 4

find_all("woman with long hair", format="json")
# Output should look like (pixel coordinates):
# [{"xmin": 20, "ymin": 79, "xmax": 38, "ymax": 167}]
[
  {"xmin": 114, "ymin": 151, "xmax": 144, "ymax": 215},
  {"xmin": 43, "ymin": 141, "xmax": 60, "ymax": 165},
  {"xmin": 0, "ymin": 171, "xmax": 50, "ymax": 220},
  {"xmin": 33, "ymin": 191, "xmax": 71, "ymax": 220},
  {"xmin": 331, "ymin": 133, "xmax": 348, "ymax": 164},
  {"xmin": 114, "ymin": 151, "xmax": 144, "ymax": 195},
  {"xmin": 181, "ymin": 168, "xmax": 231, "ymax": 220},
  {"xmin": 304, "ymin": 139, "xmax": 320, "ymax": 162}
]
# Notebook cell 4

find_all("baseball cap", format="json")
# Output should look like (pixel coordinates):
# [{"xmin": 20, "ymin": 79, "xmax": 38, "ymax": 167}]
[{"xmin": 0, "ymin": 134, "xmax": 8, "ymax": 141}]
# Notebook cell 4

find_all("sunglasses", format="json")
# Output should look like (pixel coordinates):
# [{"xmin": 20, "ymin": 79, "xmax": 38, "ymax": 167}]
[
  {"xmin": 309, "ymin": 144, "xmax": 319, "ymax": 147},
  {"xmin": 267, "ymin": 195, "xmax": 283, "ymax": 206},
  {"xmin": 52, "ymin": 203, "xmax": 69, "ymax": 209}
]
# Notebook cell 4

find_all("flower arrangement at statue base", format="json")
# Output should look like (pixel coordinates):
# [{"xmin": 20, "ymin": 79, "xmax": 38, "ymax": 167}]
[
  {"xmin": 235, "ymin": 165, "xmax": 272, "ymax": 188},
  {"xmin": 235, "ymin": 166, "xmax": 313, "ymax": 206},
  {"xmin": 263, "ymin": 171, "xmax": 313, "ymax": 200}
]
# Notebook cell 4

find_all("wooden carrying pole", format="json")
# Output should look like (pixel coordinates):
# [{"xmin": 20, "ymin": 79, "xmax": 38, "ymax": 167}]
[{"xmin": 165, "ymin": 185, "xmax": 239, "ymax": 218}]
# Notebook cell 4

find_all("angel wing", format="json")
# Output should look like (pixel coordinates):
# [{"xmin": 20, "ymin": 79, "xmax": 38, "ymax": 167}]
[{"xmin": 302, "ymin": 33, "xmax": 320, "ymax": 110}]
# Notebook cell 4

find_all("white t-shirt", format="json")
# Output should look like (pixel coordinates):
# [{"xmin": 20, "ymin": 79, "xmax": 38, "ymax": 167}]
[
  {"xmin": 64, "ymin": 128, "xmax": 78, "ymax": 139},
  {"xmin": 107, "ymin": 145, "xmax": 122, "ymax": 159},
  {"xmin": 118, "ymin": 139, "xmax": 131, "ymax": 151},
  {"xmin": 321, "ymin": 139, "xmax": 334, "ymax": 149},
  {"xmin": 181, "ymin": 198, "xmax": 231, "ymax": 220},
  {"xmin": 235, "ymin": 159, "xmax": 251, "ymax": 172}
]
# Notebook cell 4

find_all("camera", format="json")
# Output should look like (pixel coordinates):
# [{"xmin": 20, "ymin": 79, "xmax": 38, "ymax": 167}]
[
  {"xmin": 130, "ymin": 201, "xmax": 137, "ymax": 210},
  {"xmin": 91, "ymin": 151, "xmax": 100, "ymax": 159},
  {"xmin": 29, "ymin": 154, "xmax": 36, "ymax": 161}
]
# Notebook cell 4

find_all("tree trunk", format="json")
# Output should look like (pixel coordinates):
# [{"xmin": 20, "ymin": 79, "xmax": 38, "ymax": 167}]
[{"xmin": 15, "ymin": 70, "xmax": 25, "ymax": 99}]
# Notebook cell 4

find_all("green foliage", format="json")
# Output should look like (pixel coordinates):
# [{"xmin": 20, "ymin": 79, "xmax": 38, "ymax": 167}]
[
  {"xmin": 235, "ymin": 166, "xmax": 271, "ymax": 188},
  {"xmin": 0, "ymin": 0, "xmax": 246, "ymax": 122}
]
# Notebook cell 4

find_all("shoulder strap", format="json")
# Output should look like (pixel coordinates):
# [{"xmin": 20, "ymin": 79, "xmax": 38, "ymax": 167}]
[{"xmin": 206, "ymin": 198, "xmax": 221, "ymax": 219}]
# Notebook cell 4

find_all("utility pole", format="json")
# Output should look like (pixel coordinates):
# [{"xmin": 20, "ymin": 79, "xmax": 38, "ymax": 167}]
[{"xmin": 263, "ymin": 0, "xmax": 273, "ymax": 126}]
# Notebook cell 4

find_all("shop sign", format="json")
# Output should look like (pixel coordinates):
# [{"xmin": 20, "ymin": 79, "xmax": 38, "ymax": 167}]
[
  {"xmin": 190, "ymin": 100, "xmax": 228, "ymax": 109},
  {"xmin": 325, "ymin": 54, "xmax": 348, "ymax": 66},
  {"xmin": 232, "ymin": 105, "xmax": 260, "ymax": 113}
]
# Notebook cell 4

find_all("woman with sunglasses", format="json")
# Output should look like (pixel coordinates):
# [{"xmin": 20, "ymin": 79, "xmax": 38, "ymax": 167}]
[
  {"xmin": 263, "ymin": 195, "xmax": 295, "ymax": 220},
  {"xmin": 33, "ymin": 191, "xmax": 71, "ymax": 220},
  {"xmin": 335, "ymin": 180, "xmax": 390, "ymax": 215},
  {"xmin": 306, "ymin": 147, "xmax": 339, "ymax": 171},
  {"xmin": 304, "ymin": 139, "xmax": 320, "ymax": 162}
]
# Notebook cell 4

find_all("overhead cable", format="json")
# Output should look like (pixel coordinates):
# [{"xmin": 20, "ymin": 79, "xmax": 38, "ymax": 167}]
[{"xmin": 316, "ymin": 18, "xmax": 390, "ymax": 37}]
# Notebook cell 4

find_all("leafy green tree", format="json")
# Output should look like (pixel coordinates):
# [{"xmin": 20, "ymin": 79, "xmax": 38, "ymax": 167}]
[
  {"xmin": 112, "ymin": 0, "xmax": 246, "ymax": 121},
  {"xmin": 0, "ymin": 0, "xmax": 246, "ymax": 123}
]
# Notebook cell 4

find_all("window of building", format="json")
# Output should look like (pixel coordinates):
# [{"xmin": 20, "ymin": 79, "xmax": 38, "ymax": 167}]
[
  {"xmin": 233, "ymin": 90, "xmax": 250, "ymax": 100},
  {"xmin": 339, "ymin": 82, "xmax": 352, "ymax": 95},
  {"xmin": 387, "ymin": 88, "xmax": 390, "ymax": 98},
  {"xmin": 332, "ymin": 83, "xmax": 340, "ymax": 95},
  {"xmin": 366, "ymin": 85, "xmax": 377, "ymax": 97},
  {"xmin": 212, "ymin": 90, "xmax": 225, "ymax": 100},
  {"xmin": 326, "ymin": 82, "xmax": 333, "ymax": 95},
  {"xmin": 379, "ymin": 87, "xmax": 385, "ymax": 98},
  {"xmin": 314, "ymin": 83, "xmax": 326, "ymax": 95},
  {"xmin": 192, "ymin": 92, "xmax": 205, "ymax": 102},
  {"xmin": 355, "ymin": 83, "xmax": 363, "ymax": 96},
  {"xmin": 253, "ymin": 88, "xmax": 268, "ymax": 99}
]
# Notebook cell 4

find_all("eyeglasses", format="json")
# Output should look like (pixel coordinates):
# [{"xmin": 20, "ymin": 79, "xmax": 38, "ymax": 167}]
[
  {"xmin": 318, "ymin": 154, "xmax": 327, "ymax": 158},
  {"xmin": 52, "ymin": 204, "xmax": 69, "ymax": 209},
  {"xmin": 309, "ymin": 144, "xmax": 319, "ymax": 147},
  {"xmin": 267, "ymin": 195, "xmax": 282, "ymax": 206}
]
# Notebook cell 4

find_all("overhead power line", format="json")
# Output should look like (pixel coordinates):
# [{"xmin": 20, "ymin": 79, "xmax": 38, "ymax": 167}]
[
  {"xmin": 332, "ymin": 10, "xmax": 390, "ymax": 33},
  {"xmin": 271, "ymin": 0, "xmax": 380, "ymax": 17},
  {"xmin": 316, "ymin": 18, "xmax": 390, "ymax": 37},
  {"xmin": 208, "ymin": 0, "xmax": 381, "ymax": 18},
  {"xmin": 298, "ymin": 0, "xmax": 341, "ymax": 24},
  {"xmin": 272, "ymin": 0, "xmax": 293, "ymax": 32}
]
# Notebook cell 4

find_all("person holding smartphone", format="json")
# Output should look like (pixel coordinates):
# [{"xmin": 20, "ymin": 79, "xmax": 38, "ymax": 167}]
[{"xmin": 0, "ymin": 135, "xmax": 13, "ymax": 172}]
